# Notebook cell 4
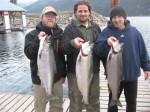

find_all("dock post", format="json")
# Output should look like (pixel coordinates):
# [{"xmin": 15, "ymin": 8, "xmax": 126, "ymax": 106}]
[
  {"xmin": 4, "ymin": 11, "xmax": 11, "ymax": 33},
  {"xmin": 110, "ymin": 0, "xmax": 120, "ymax": 10},
  {"xmin": 22, "ymin": 12, "xmax": 27, "ymax": 30}
]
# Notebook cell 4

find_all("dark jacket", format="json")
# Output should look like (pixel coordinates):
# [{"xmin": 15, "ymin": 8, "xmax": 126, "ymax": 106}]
[
  {"xmin": 60, "ymin": 20, "xmax": 101, "ymax": 74},
  {"xmin": 94, "ymin": 20, "xmax": 150, "ymax": 81},
  {"xmin": 24, "ymin": 22, "xmax": 66, "ymax": 85}
]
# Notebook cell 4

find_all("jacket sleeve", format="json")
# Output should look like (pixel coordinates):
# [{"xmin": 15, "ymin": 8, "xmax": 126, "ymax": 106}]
[
  {"xmin": 60, "ymin": 26, "xmax": 77, "ymax": 55},
  {"xmin": 57, "ymin": 37, "xmax": 67, "ymax": 78},
  {"xmin": 93, "ymin": 28, "xmax": 111, "ymax": 58},
  {"xmin": 60, "ymin": 53, "xmax": 67, "ymax": 77},
  {"xmin": 138, "ymin": 32, "xmax": 150, "ymax": 71},
  {"xmin": 24, "ymin": 31, "xmax": 40, "ymax": 60}
]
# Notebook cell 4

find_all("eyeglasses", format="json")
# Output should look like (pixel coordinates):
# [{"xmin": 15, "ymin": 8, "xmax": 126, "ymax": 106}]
[{"xmin": 44, "ymin": 13, "xmax": 56, "ymax": 18}]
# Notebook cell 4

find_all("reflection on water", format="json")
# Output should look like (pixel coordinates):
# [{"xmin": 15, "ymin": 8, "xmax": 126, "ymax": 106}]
[
  {"xmin": 0, "ymin": 17, "xmax": 150, "ymax": 96},
  {"xmin": 0, "ymin": 30, "xmax": 33, "ymax": 94}
]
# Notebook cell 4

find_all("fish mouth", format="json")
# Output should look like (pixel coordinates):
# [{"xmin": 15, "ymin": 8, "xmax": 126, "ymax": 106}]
[{"xmin": 81, "ymin": 48, "xmax": 88, "ymax": 57}]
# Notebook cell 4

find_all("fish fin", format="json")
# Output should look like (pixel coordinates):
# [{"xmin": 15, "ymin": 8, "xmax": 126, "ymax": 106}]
[
  {"xmin": 53, "ymin": 62, "xmax": 57, "ymax": 74},
  {"xmin": 78, "ymin": 55, "xmax": 82, "ymax": 61},
  {"xmin": 109, "ymin": 100, "xmax": 122, "ymax": 107},
  {"xmin": 108, "ymin": 54, "xmax": 112, "ymax": 61},
  {"xmin": 38, "ymin": 47, "xmax": 43, "ymax": 59},
  {"xmin": 42, "ymin": 94, "xmax": 59, "ymax": 103},
  {"xmin": 39, "ymin": 53, "xmax": 42, "ymax": 59},
  {"xmin": 116, "ymin": 100, "xmax": 122, "ymax": 107},
  {"xmin": 83, "ymin": 100, "xmax": 89, "ymax": 104}
]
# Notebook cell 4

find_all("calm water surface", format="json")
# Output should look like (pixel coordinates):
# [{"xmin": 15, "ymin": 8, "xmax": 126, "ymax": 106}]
[{"xmin": 0, "ymin": 17, "xmax": 150, "ymax": 97}]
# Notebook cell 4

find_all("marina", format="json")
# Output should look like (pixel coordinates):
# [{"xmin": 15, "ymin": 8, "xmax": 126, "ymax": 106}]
[
  {"xmin": 0, "ymin": 0, "xmax": 150, "ymax": 112},
  {"xmin": 0, "ymin": 5, "xmax": 150, "ymax": 111}
]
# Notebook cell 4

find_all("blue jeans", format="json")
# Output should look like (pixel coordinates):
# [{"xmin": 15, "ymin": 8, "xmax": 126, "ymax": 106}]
[{"xmin": 108, "ymin": 80, "xmax": 137, "ymax": 112}]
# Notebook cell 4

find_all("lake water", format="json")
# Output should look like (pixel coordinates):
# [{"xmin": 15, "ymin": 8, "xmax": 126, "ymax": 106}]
[{"xmin": 0, "ymin": 17, "xmax": 150, "ymax": 97}]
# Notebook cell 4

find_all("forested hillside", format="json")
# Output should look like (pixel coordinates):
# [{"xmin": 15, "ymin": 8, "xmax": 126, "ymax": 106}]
[{"xmin": 25, "ymin": 0, "xmax": 150, "ymax": 16}]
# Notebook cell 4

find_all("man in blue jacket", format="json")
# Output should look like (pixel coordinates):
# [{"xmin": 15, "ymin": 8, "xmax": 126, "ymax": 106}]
[{"xmin": 94, "ymin": 5, "xmax": 150, "ymax": 112}]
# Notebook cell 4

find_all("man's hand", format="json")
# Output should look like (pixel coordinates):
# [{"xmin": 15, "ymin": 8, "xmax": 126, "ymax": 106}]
[
  {"xmin": 60, "ymin": 77, "xmax": 66, "ymax": 84},
  {"xmin": 144, "ymin": 71, "xmax": 150, "ymax": 80},
  {"xmin": 38, "ymin": 31, "xmax": 46, "ymax": 40},
  {"xmin": 74, "ymin": 37, "xmax": 84, "ymax": 48},
  {"xmin": 107, "ymin": 36, "xmax": 117, "ymax": 46}
]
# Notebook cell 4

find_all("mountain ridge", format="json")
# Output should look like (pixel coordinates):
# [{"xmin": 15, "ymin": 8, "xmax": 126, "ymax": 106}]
[{"xmin": 25, "ymin": 0, "xmax": 150, "ymax": 16}]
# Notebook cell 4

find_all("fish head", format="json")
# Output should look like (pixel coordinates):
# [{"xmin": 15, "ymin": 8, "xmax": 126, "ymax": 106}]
[
  {"xmin": 40, "ymin": 35, "xmax": 52, "ymax": 50},
  {"xmin": 112, "ymin": 40, "xmax": 123, "ymax": 53},
  {"xmin": 45, "ymin": 35, "xmax": 51, "ymax": 43},
  {"xmin": 81, "ymin": 41, "xmax": 93, "ymax": 56}
]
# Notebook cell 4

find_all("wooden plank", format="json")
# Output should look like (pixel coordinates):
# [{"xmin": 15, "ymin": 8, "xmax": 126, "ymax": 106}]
[
  {"xmin": 7, "ymin": 95, "xmax": 30, "ymax": 112},
  {"xmin": 23, "ymin": 100, "xmax": 34, "ymax": 112},
  {"xmin": 0, "ymin": 93, "xmax": 7, "ymax": 99},
  {"xmin": 15, "ymin": 96, "xmax": 34, "ymax": 112},
  {"xmin": 0, "ymin": 94, "xmax": 17, "ymax": 111},
  {"xmin": 0, "ymin": 93, "xmax": 12, "ymax": 105},
  {"xmin": 63, "ymin": 98, "xmax": 70, "ymax": 112},
  {"xmin": 1, "ymin": 94, "xmax": 24, "ymax": 112}
]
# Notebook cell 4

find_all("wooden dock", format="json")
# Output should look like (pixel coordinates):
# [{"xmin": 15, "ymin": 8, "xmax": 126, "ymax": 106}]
[
  {"xmin": 0, "ymin": 66, "xmax": 150, "ymax": 112},
  {"xmin": 100, "ymin": 68, "xmax": 150, "ymax": 112}
]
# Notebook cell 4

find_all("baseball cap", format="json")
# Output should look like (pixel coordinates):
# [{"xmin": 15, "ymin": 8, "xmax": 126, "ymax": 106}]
[{"xmin": 41, "ymin": 6, "xmax": 57, "ymax": 15}]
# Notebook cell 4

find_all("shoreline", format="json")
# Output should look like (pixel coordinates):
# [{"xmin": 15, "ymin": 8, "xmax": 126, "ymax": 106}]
[{"xmin": 16, "ymin": 11, "xmax": 108, "ymax": 29}]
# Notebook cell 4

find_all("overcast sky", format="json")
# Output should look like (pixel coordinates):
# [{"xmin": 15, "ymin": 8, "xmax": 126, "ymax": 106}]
[
  {"xmin": 5, "ymin": 0, "xmax": 38, "ymax": 4},
  {"xmin": 17, "ymin": 0, "xmax": 38, "ymax": 4}
]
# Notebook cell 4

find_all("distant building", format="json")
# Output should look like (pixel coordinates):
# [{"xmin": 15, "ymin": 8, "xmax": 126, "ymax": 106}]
[{"xmin": 0, "ymin": 0, "xmax": 26, "ymax": 33}]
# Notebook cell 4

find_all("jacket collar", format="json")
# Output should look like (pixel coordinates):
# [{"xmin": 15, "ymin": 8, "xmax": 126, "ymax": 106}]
[
  {"xmin": 36, "ymin": 22, "xmax": 63, "ymax": 38},
  {"xmin": 107, "ymin": 20, "xmax": 131, "ymax": 31}
]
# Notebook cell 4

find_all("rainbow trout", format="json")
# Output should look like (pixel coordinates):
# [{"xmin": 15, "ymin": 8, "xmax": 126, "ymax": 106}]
[
  {"xmin": 106, "ymin": 40, "xmax": 123, "ymax": 107},
  {"xmin": 37, "ymin": 35, "xmax": 58, "ymax": 102},
  {"xmin": 76, "ymin": 41, "xmax": 93, "ymax": 104}
]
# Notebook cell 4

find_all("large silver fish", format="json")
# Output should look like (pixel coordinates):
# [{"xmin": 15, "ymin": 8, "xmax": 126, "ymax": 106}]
[
  {"xmin": 76, "ymin": 41, "xmax": 93, "ymax": 104},
  {"xmin": 106, "ymin": 40, "xmax": 123, "ymax": 107},
  {"xmin": 37, "ymin": 35, "xmax": 58, "ymax": 102}
]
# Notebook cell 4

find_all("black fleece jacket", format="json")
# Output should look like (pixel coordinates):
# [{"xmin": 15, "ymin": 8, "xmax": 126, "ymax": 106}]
[{"xmin": 24, "ymin": 22, "xmax": 66, "ymax": 85}]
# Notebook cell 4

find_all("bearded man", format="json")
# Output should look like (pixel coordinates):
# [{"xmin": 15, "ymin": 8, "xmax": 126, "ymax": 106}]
[
  {"xmin": 60, "ymin": 1, "xmax": 101, "ymax": 112},
  {"xmin": 24, "ymin": 6, "xmax": 66, "ymax": 112}
]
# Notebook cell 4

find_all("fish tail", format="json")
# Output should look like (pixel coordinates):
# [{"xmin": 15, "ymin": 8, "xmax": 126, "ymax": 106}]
[
  {"xmin": 109, "ymin": 100, "xmax": 122, "ymax": 107},
  {"xmin": 39, "ymin": 53, "xmax": 42, "ymax": 59},
  {"xmin": 83, "ymin": 100, "xmax": 89, "ymax": 104},
  {"xmin": 116, "ymin": 100, "xmax": 122, "ymax": 107},
  {"xmin": 42, "ymin": 94, "xmax": 59, "ymax": 103}
]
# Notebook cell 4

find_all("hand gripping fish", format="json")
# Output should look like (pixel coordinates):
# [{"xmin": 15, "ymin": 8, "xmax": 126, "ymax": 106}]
[
  {"xmin": 76, "ymin": 41, "xmax": 93, "ymax": 104},
  {"xmin": 37, "ymin": 35, "xmax": 58, "ymax": 102},
  {"xmin": 106, "ymin": 40, "xmax": 124, "ymax": 107}
]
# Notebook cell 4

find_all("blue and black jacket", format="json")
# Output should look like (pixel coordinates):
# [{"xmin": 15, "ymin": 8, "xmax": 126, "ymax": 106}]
[{"xmin": 94, "ymin": 20, "xmax": 150, "ymax": 81}]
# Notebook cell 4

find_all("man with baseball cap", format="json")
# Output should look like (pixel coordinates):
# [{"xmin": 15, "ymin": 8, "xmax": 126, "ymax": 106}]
[
  {"xmin": 24, "ymin": 6, "xmax": 66, "ymax": 112},
  {"xmin": 94, "ymin": 5, "xmax": 150, "ymax": 112}
]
